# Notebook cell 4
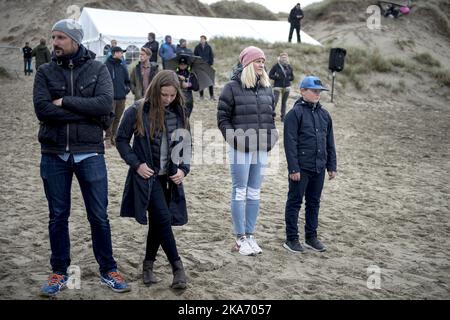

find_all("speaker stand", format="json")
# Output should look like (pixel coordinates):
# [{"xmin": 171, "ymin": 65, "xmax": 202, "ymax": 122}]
[{"xmin": 331, "ymin": 71, "xmax": 336, "ymax": 103}]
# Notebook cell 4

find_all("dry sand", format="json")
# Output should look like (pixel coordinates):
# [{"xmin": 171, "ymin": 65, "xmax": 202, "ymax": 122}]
[{"xmin": 0, "ymin": 71, "xmax": 449, "ymax": 300}]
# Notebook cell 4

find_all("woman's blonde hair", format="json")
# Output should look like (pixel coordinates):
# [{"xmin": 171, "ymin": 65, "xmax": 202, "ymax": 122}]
[
  {"xmin": 135, "ymin": 70, "xmax": 187, "ymax": 138},
  {"xmin": 240, "ymin": 62, "xmax": 271, "ymax": 89}
]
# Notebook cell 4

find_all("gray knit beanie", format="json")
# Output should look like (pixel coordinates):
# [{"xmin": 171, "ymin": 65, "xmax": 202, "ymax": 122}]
[{"xmin": 51, "ymin": 19, "xmax": 84, "ymax": 45}]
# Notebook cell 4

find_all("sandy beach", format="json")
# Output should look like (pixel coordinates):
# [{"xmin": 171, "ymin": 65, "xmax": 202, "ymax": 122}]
[
  {"xmin": 0, "ymin": 71, "xmax": 448, "ymax": 299},
  {"xmin": 0, "ymin": 0, "xmax": 449, "ymax": 301}
]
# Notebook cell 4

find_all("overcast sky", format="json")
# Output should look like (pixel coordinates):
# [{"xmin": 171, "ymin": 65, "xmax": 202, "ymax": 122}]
[{"xmin": 199, "ymin": 0, "xmax": 324, "ymax": 14}]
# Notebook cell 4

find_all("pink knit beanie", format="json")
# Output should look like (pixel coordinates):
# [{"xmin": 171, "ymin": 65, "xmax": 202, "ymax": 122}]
[{"xmin": 239, "ymin": 46, "xmax": 266, "ymax": 68}]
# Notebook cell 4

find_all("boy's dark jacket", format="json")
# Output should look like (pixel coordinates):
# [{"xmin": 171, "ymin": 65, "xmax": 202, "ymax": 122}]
[{"xmin": 283, "ymin": 98, "xmax": 337, "ymax": 174}]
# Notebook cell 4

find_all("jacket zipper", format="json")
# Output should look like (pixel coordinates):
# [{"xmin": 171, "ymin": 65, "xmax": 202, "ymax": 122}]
[{"xmin": 66, "ymin": 59, "xmax": 74, "ymax": 152}]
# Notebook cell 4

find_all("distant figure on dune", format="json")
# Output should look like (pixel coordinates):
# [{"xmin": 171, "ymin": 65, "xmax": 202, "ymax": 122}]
[
  {"xmin": 32, "ymin": 38, "xmax": 51, "ymax": 70},
  {"xmin": 282, "ymin": 76, "xmax": 337, "ymax": 254},
  {"xmin": 33, "ymin": 19, "xmax": 130, "ymax": 297},
  {"xmin": 22, "ymin": 42, "xmax": 33, "ymax": 76},
  {"xmin": 269, "ymin": 52, "xmax": 295, "ymax": 122},
  {"xmin": 217, "ymin": 46, "xmax": 278, "ymax": 256},
  {"xmin": 115, "ymin": 70, "xmax": 191, "ymax": 290},
  {"xmin": 288, "ymin": 2, "xmax": 304, "ymax": 43}
]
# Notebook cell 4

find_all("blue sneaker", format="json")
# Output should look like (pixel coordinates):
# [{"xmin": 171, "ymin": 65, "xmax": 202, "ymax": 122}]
[
  {"xmin": 100, "ymin": 270, "xmax": 130, "ymax": 293},
  {"xmin": 40, "ymin": 273, "xmax": 68, "ymax": 297}
]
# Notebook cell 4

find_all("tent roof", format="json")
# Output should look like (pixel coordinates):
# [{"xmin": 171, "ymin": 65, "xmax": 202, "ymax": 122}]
[{"xmin": 79, "ymin": 7, "xmax": 322, "ymax": 46}]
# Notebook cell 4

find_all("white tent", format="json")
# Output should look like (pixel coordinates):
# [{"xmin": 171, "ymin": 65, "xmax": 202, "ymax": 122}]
[{"xmin": 78, "ymin": 7, "xmax": 322, "ymax": 60}]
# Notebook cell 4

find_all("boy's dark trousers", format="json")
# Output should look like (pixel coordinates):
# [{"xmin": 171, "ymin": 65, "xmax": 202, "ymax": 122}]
[{"xmin": 285, "ymin": 169, "xmax": 325, "ymax": 241}]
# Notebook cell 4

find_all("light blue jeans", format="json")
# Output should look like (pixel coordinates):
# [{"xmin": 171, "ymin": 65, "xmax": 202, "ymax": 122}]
[{"xmin": 228, "ymin": 147, "xmax": 268, "ymax": 236}]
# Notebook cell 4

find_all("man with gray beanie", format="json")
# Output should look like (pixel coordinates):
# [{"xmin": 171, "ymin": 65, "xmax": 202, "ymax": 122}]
[{"xmin": 33, "ymin": 18, "xmax": 130, "ymax": 297}]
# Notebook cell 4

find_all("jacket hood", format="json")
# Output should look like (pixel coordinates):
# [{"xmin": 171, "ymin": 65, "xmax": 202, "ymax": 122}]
[{"xmin": 230, "ymin": 67, "xmax": 243, "ymax": 83}]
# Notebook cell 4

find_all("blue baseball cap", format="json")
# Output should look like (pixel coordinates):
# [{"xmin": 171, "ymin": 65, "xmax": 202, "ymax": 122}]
[{"xmin": 299, "ymin": 76, "xmax": 329, "ymax": 91}]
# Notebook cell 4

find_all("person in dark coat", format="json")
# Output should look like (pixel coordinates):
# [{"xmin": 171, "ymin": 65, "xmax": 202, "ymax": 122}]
[
  {"xmin": 288, "ymin": 3, "xmax": 304, "ymax": 43},
  {"xmin": 130, "ymin": 47, "xmax": 158, "ymax": 101},
  {"xmin": 33, "ymin": 19, "xmax": 129, "ymax": 297},
  {"xmin": 32, "ymin": 38, "xmax": 51, "ymax": 70},
  {"xmin": 194, "ymin": 35, "xmax": 215, "ymax": 100},
  {"xmin": 176, "ymin": 55, "xmax": 199, "ymax": 118},
  {"xmin": 116, "ymin": 70, "xmax": 191, "ymax": 290},
  {"xmin": 269, "ymin": 52, "xmax": 295, "ymax": 122},
  {"xmin": 104, "ymin": 46, "xmax": 131, "ymax": 146},
  {"xmin": 283, "ymin": 76, "xmax": 337, "ymax": 254},
  {"xmin": 176, "ymin": 39, "xmax": 193, "ymax": 56},
  {"xmin": 143, "ymin": 32, "xmax": 159, "ymax": 63},
  {"xmin": 22, "ymin": 42, "xmax": 33, "ymax": 75},
  {"xmin": 217, "ymin": 46, "xmax": 278, "ymax": 256}
]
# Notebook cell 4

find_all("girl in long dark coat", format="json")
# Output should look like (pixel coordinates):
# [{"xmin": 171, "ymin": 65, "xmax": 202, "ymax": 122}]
[{"xmin": 116, "ymin": 70, "xmax": 191, "ymax": 289}]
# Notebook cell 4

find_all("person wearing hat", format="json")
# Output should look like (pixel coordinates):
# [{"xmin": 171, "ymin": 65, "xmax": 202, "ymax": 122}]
[
  {"xmin": 282, "ymin": 75, "xmax": 337, "ymax": 254},
  {"xmin": 217, "ymin": 46, "xmax": 278, "ymax": 256},
  {"xmin": 33, "ymin": 19, "xmax": 130, "ymax": 297},
  {"xmin": 269, "ymin": 52, "xmax": 295, "ymax": 122},
  {"xmin": 104, "ymin": 46, "xmax": 131, "ymax": 146},
  {"xmin": 176, "ymin": 55, "xmax": 198, "ymax": 117},
  {"xmin": 288, "ymin": 3, "xmax": 304, "ymax": 43}
]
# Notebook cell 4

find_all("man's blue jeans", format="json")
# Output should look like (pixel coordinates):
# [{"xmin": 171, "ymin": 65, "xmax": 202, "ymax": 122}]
[
  {"xmin": 228, "ymin": 147, "xmax": 268, "ymax": 236},
  {"xmin": 285, "ymin": 169, "xmax": 325, "ymax": 241},
  {"xmin": 24, "ymin": 58, "xmax": 32, "ymax": 74},
  {"xmin": 40, "ymin": 154, "xmax": 117, "ymax": 274}
]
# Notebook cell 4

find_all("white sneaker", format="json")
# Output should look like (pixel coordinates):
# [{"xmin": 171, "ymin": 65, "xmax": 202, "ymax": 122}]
[
  {"xmin": 247, "ymin": 235, "xmax": 262, "ymax": 254},
  {"xmin": 232, "ymin": 236, "xmax": 256, "ymax": 256}
]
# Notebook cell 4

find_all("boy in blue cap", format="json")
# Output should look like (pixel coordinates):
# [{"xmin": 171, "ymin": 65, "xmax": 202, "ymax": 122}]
[{"xmin": 282, "ymin": 76, "xmax": 337, "ymax": 253}]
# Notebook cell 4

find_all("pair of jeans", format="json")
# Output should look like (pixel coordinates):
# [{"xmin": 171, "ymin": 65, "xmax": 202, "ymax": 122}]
[
  {"xmin": 106, "ymin": 99, "xmax": 126, "ymax": 140},
  {"xmin": 40, "ymin": 154, "xmax": 116, "ymax": 274},
  {"xmin": 288, "ymin": 24, "xmax": 301, "ymax": 43},
  {"xmin": 24, "ymin": 58, "xmax": 32, "ymax": 75},
  {"xmin": 228, "ymin": 147, "xmax": 268, "ymax": 236},
  {"xmin": 273, "ymin": 87, "xmax": 290, "ymax": 120},
  {"xmin": 145, "ymin": 175, "xmax": 180, "ymax": 264},
  {"xmin": 285, "ymin": 169, "xmax": 325, "ymax": 241}
]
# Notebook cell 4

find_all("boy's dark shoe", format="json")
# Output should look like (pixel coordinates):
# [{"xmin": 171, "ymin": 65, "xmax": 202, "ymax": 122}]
[
  {"xmin": 304, "ymin": 238, "xmax": 326, "ymax": 252},
  {"xmin": 283, "ymin": 239, "xmax": 304, "ymax": 253}
]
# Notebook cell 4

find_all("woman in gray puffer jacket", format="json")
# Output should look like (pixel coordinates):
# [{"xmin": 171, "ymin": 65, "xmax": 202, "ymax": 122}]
[{"xmin": 217, "ymin": 46, "xmax": 278, "ymax": 256}]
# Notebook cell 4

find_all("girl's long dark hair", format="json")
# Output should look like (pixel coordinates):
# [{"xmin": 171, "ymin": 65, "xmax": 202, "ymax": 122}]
[{"xmin": 135, "ymin": 70, "xmax": 187, "ymax": 138}]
